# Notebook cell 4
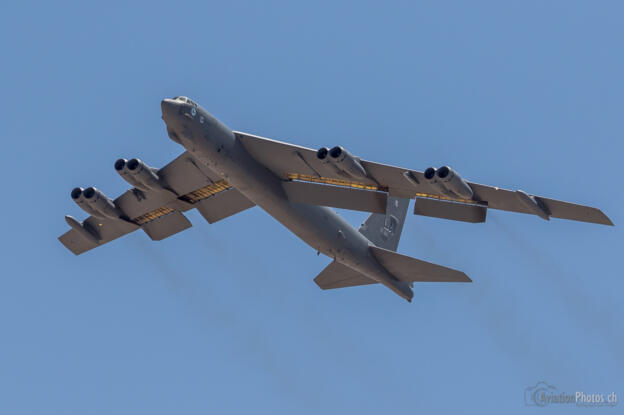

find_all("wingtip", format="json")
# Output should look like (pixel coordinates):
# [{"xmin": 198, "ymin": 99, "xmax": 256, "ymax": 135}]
[{"xmin": 598, "ymin": 210, "xmax": 614, "ymax": 226}]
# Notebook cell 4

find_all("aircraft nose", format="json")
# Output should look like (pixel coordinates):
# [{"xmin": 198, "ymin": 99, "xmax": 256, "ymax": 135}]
[{"xmin": 161, "ymin": 98, "xmax": 180, "ymax": 122}]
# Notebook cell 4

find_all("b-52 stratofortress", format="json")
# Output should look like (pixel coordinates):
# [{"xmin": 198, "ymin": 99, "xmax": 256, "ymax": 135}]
[{"xmin": 59, "ymin": 97, "xmax": 613, "ymax": 301}]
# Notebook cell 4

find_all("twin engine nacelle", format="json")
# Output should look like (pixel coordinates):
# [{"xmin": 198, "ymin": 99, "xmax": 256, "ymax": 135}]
[
  {"xmin": 114, "ymin": 158, "xmax": 163, "ymax": 192},
  {"xmin": 316, "ymin": 146, "xmax": 368, "ymax": 180},
  {"xmin": 71, "ymin": 186, "xmax": 122, "ymax": 219},
  {"xmin": 424, "ymin": 166, "xmax": 474, "ymax": 200}
]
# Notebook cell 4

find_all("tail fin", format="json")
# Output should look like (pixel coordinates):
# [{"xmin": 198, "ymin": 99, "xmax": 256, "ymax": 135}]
[{"xmin": 358, "ymin": 196, "xmax": 410, "ymax": 251}]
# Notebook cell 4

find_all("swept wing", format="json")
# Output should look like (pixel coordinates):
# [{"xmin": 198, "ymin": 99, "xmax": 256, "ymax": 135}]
[
  {"xmin": 235, "ymin": 132, "xmax": 612, "ymax": 226},
  {"xmin": 59, "ymin": 152, "xmax": 254, "ymax": 255}
]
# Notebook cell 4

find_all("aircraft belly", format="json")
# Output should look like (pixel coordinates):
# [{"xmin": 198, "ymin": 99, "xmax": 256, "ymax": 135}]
[
  {"xmin": 190, "ymin": 127, "xmax": 410, "ymax": 298},
  {"xmin": 233, "ymin": 184, "xmax": 411, "ymax": 299},
  {"xmin": 221, "ymin": 160, "xmax": 399, "ymax": 290},
  {"xmin": 196, "ymin": 140, "xmax": 343, "ymax": 256}
]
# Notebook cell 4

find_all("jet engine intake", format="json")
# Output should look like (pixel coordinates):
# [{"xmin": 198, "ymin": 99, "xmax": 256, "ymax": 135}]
[
  {"xmin": 115, "ymin": 158, "xmax": 163, "ymax": 192},
  {"xmin": 316, "ymin": 147, "xmax": 330, "ymax": 162},
  {"xmin": 423, "ymin": 167, "xmax": 449, "ymax": 196},
  {"xmin": 327, "ymin": 146, "xmax": 368, "ymax": 180},
  {"xmin": 435, "ymin": 166, "xmax": 474, "ymax": 199},
  {"xmin": 71, "ymin": 187, "xmax": 101, "ymax": 217},
  {"xmin": 73, "ymin": 186, "xmax": 122, "ymax": 219},
  {"xmin": 423, "ymin": 166, "xmax": 474, "ymax": 199}
]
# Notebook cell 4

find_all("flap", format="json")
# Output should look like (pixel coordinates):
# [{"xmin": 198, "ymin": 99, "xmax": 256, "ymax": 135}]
[
  {"xmin": 282, "ymin": 180, "xmax": 387, "ymax": 213},
  {"xmin": 141, "ymin": 211, "xmax": 192, "ymax": 241},
  {"xmin": 414, "ymin": 197, "xmax": 487, "ymax": 223},
  {"xmin": 195, "ymin": 188, "xmax": 255, "ymax": 224}
]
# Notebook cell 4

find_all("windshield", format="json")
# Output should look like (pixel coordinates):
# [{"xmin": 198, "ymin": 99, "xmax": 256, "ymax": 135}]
[{"xmin": 172, "ymin": 96, "xmax": 197, "ymax": 107}]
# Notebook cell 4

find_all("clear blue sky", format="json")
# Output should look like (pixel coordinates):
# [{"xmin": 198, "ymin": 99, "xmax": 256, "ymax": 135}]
[{"xmin": 0, "ymin": 1, "xmax": 622, "ymax": 413}]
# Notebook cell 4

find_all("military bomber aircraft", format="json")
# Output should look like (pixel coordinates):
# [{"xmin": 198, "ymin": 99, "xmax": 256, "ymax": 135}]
[{"xmin": 59, "ymin": 96, "xmax": 613, "ymax": 301}]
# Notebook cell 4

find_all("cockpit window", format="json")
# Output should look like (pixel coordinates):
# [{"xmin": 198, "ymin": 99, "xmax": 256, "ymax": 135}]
[{"xmin": 172, "ymin": 96, "xmax": 197, "ymax": 107}]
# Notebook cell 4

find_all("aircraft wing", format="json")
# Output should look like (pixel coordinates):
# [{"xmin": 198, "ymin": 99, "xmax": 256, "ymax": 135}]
[
  {"xmin": 235, "ymin": 131, "xmax": 613, "ymax": 226},
  {"xmin": 59, "ymin": 151, "xmax": 255, "ymax": 255}
]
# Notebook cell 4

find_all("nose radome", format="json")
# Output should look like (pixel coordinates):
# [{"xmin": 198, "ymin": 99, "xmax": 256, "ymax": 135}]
[{"xmin": 160, "ymin": 98, "xmax": 179, "ymax": 121}]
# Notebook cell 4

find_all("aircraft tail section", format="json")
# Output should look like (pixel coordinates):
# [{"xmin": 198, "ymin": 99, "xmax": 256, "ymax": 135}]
[
  {"xmin": 358, "ymin": 196, "xmax": 410, "ymax": 251},
  {"xmin": 313, "ymin": 259, "xmax": 414, "ymax": 302},
  {"xmin": 314, "ymin": 261, "xmax": 376, "ymax": 290},
  {"xmin": 370, "ymin": 246, "xmax": 472, "ymax": 283}
]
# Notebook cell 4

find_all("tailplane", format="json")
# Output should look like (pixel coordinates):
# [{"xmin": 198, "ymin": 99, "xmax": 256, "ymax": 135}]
[
  {"xmin": 370, "ymin": 246, "xmax": 471, "ymax": 283},
  {"xmin": 358, "ymin": 196, "xmax": 410, "ymax": 251},
  {"xmin": 315, "ymin": 196, "xmax": 469, "ymax": 302},
  {"xmin": 314, "ymin": 261, "xmax": 376, "ymax": 290}
]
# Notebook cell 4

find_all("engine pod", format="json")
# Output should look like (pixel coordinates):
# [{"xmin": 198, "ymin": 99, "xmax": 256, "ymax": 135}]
[
  {"xmin": 71, "ymin": 187, "xmax": 101, "ymax": 217},
  {"xmin": 328, "ymin": 146, "xmax": 368, "ymax": 180},
  {"xmin": 316, "ymin": 147, "xmax": 330, "ymax": 163},
  {"xmin": 115, "ymin": 158, "xmax": 146, "ymax": 191},
  {"xmin": 126, "ymin": 159, "xmax": 161, "ymax": 189},
  {"xmin": 435, "ymin": 166, "xmax": 474, "ymax": 200},
  {"xmin": 82, "ymin": 187, "xmax": 122, "ymax": 219},
  {"xmin": 423, "ymin": 167, "xmax": 453, "ymax": 197}
]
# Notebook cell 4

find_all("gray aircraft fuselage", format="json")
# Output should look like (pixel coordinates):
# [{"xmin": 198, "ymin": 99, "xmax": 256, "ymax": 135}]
[{"xmin": 161, "ymin": 98, "xmax": 413, "ymax": 301}]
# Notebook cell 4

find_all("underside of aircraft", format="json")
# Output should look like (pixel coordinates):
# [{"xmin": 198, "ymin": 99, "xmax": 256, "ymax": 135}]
[{"xmin": 59, "ymin": 96, "xmax": 613, "ymax": 301}]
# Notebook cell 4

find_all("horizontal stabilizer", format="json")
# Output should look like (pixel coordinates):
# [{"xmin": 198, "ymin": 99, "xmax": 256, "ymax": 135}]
[
  {"xmin": 370, "ymin": 246, "xmax": 471, "ymax": 283},
  {"xmin": 414, "ymin": 197, "xmax": 487, "ymax": 223},
  {"xmin": 141, "ymin": 211, "xmax": 191, "ymax": 241},
  {"xmin": 314, "ymin": 261, "xmax": 377, "ymax": 290}
]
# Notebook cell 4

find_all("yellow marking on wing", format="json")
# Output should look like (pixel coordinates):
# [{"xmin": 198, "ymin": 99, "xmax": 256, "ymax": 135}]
[
  {"xmin": 180, "ymin": 180, "xmax": 232, "ymax": 203},
  {"xmin": 414, "ymin": 192, "xmax": 484, "ymax": 205},
  {"xmin": 286, "ymin": 173, "xmax": 383, "ymax": 191},
  {"xmin": 131, "ymin": 180, "xmax": 232, "ymax": 226},
  {"xmin": 287, "ymin": 173, "xmax": 484, "ymax": 205},
  {"xmin": 133, "ymin": 207, "xmax": 175, "ymax": 225}
]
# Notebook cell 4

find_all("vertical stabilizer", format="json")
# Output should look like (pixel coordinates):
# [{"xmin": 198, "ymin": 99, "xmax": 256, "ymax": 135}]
[{"xmin": 358, "ymin": 196, "xmax": 409, "ymax": 251}]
